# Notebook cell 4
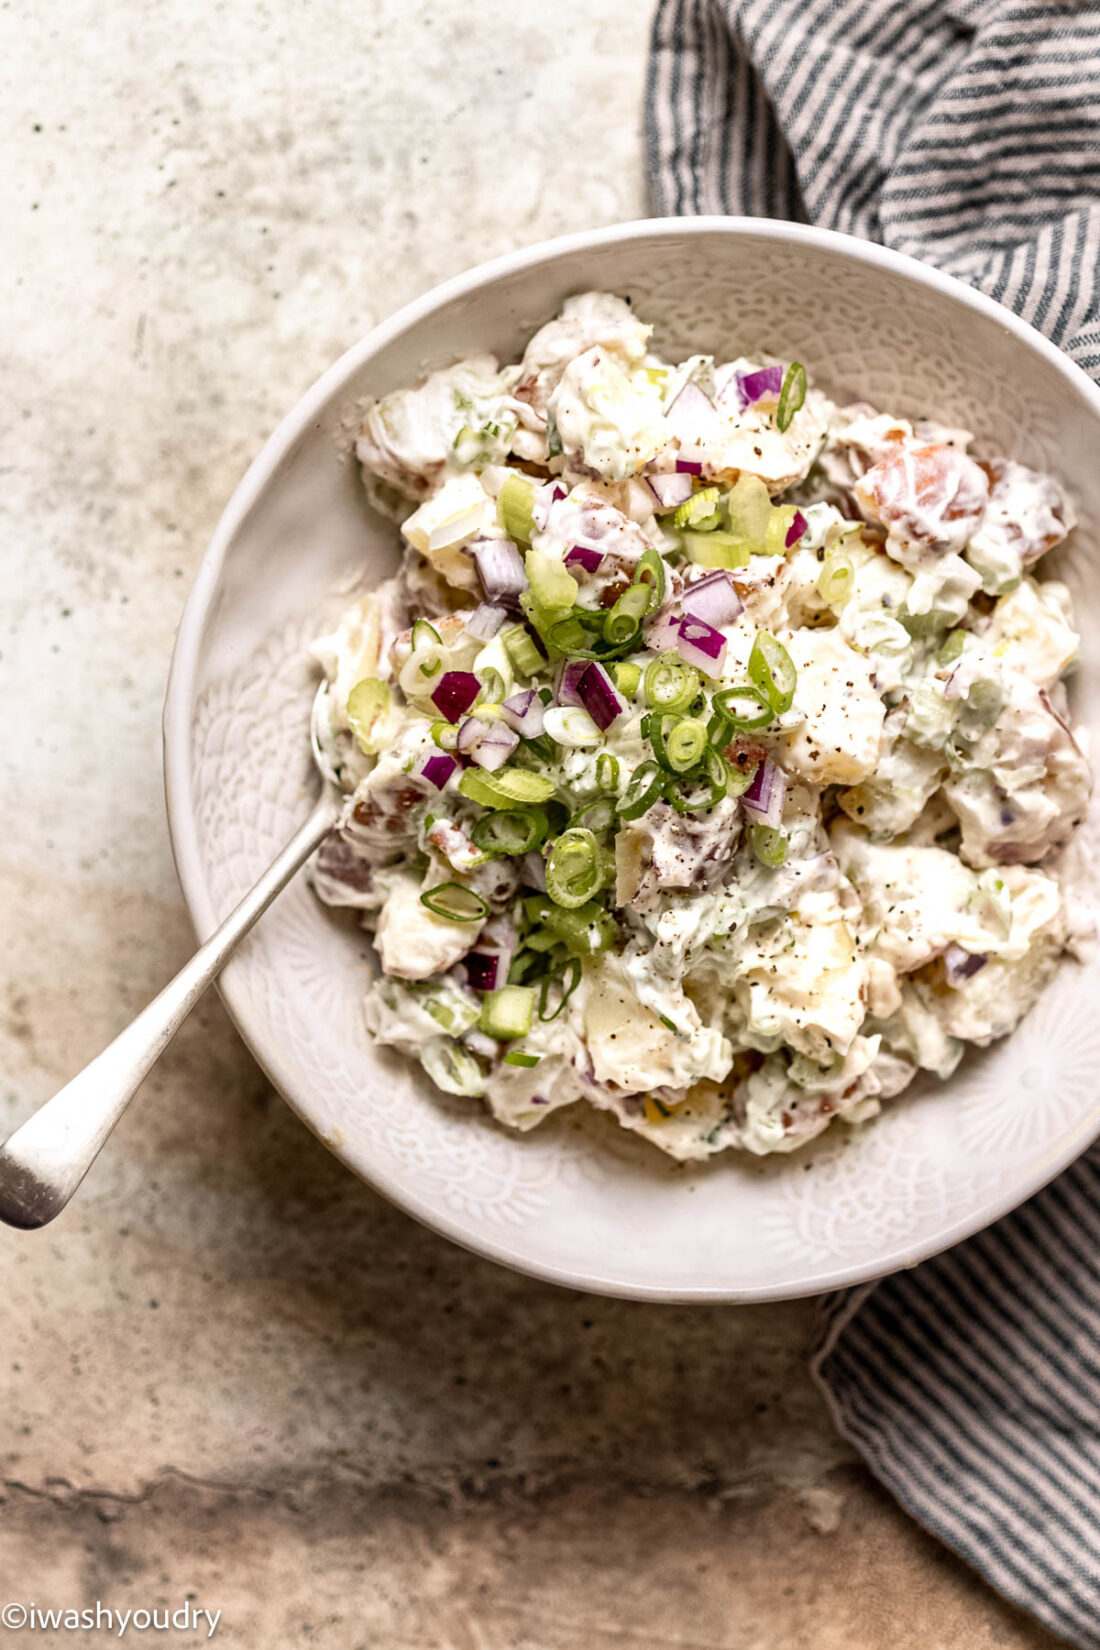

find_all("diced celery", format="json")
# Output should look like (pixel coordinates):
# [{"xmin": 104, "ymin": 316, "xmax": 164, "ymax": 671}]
[{"xmin": 479, "ymin": 985, "xmax": 536, "ymax": 1041}]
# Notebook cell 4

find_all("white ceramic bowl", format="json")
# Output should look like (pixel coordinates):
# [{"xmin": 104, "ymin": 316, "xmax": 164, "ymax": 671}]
[{"xmin": 164, "ymin": 217, "xmax": 1100, "ymax": 1302}]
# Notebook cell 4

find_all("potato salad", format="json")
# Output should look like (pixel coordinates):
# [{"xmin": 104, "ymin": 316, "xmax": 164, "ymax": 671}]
[{"xmin": 309, "ymin": 292, "xmax": 1092, "ymax": 1160}]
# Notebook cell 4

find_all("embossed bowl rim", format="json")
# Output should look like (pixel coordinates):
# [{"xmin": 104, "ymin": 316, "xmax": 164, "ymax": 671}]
[{"xmin": 163, "ymin": 217, "xmax": 1100, "ymax": 1301}]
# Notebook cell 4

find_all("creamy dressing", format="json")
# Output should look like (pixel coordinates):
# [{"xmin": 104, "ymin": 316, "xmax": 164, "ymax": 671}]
[{"xmin": 306, "ymin": 293, "xmax": 1093, "ymax": 1162}]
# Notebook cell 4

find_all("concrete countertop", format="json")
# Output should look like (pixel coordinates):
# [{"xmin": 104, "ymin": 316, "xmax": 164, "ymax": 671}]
[{"xmin": 0, "ymin": 3, "xmax": 1057, "ymax": 1644}]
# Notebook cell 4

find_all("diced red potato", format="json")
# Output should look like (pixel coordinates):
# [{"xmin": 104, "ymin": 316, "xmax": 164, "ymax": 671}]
[
  {"xmin": 343, "ymin": 779, "xmax": 427, "ymax": 855},
  {"xmin": 695, "ymin": 388, "xmax": 833, "ymax": 495},
  {"xmin": 853, "ymin": 441, "xmax": 990, "ymax": 564},
  {"xmin": 972, "ymin": 458, "xmax": 1076, "ymax": 569},
  {"xmin": 425, "ymin": 818, "xmax": 485, "ymax": 876},
  {"xmin": 399, "ymin": 547, "xmax": 473, "ymax": 622},
  {"xmin": 311, "ymin": 834, "xmax": 380, "ymax": 910},
  {"xmin": 374, "ymin": 874, "xmax": 485, "ymax": 980},
  {"xmin": 943, "ymin": 682, "xmax": 1092, "ymax": 867},
  {"xmin": 356, "ymin": 356, "xmax": 513, "ymax": 502},
  {"xmin": 513, "ymin": 293, "xmax": 650, "ymax": 417},
  {"xmin": 775, "ymin": 629, "xmax": 886, "ymax": 786},
  {"xmin": 614, "ymin": 797, "xmax": 742, "ymax": 912}
]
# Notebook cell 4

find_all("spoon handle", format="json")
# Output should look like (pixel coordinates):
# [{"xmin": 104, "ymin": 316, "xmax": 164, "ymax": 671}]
[{"xmin": 0, "ymin": 796, "xmax": 338, "ymax": 1230}]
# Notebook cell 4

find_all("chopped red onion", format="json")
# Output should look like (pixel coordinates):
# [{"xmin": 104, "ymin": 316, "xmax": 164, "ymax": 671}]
[
  {"xmin": 644, "ymin": 609, "xmax": 686, "ymax": 653},
  {"xmin": 739, "ymin": 365, "xmax": 784, "ymax": 406},
  {"xmin": 463, "ymin": 952, "xmax": 501, "ymax": 993},
  {"xmin": 674, "ymin": 457, "xmax": 704, "ymax": 476},
  {"xmin": 577, "ymin": 662, "xmax": 626, "ymax": 731},
  {"xmin": 564, "ymin": 543, "xmax": 605, "ymax": 574},
  {"xmin": 682, "ymin": 571, "xmax": 743, "ymax": 628},
  {"xmin": 412, "ymin": 749, "xmax": 458, "ymax": 790},
  {"xmin": 944, "ymin": 943, "xmax": 987, "ymax": 986},
  {"xmin": 501, "ymin": 688, "xmax": 545, "ymax": 739},
  {"xmin": 715, "ymin": 365, "xmax": 743, "ymax": 407},
  {"xmin": 741, "ymin": 758, "xmax": 787, "ymax": 829},
  {"xmin": 647, "ymin": 471, "xmax": 695, "ymax": 510},
  {"xmin": 456, "ymin": 715, "xmax": 519, "ymax": 771},
  {"xmin": 557, "ymin": 659, "xmax": 591, "ymax": 708},
  {"xmin": 676, "ymin": 614, "xmax": 728, "ymax": 678},
  {"xmin": 464, "ymin": 601, "xmax": 509, "ymax": 640},
  {"xmin": 431, "ymin": 670, "xmax": 481, "ymax": 723},
  {"xmin": 664, "ymin": 378, "xmax": 716, "ymax": 444},
  {"xmin": 473, "ymin": 538, "xmax": 528, "ymax": 606},
  {"xmin": 786, "ymin": 510, "xmax": 808, "ymax": 548},
  {"xmin": 455, "ymin": 715, "xmax": 491, "ymax": 754}
]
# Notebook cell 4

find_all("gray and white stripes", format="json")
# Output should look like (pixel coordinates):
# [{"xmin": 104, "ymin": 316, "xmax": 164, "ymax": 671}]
[
  {"xmin": 646, "ymin": 0, "xmax": 1100, "ymax": 373},
  {"xmin": 647, "ymin": 4, "xmax": 1100, "ymax": 1642},
  {"xmin": 813, "ymin": 1146, "xmax": 1100, "ymax": 1646}
]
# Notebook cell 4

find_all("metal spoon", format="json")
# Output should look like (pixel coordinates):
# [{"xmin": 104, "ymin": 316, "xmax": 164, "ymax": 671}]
[{"xmin": 0, "ymin": 686, "xmax": 342, "ymax": 1229}]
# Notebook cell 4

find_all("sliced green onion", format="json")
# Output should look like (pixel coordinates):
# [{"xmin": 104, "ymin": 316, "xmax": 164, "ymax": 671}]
[
  {"xmin": 724, "ymin": 758, "xmax": 759, "ymax": 798},
  {"xmin": 748, "ymin": 632, "xmax": 797, "ymax": 715},
  {"xmin": 937, "ymin": 628, "xmax": 967, "ymax": 665},
  {"xmin": 470, "ymin": 808, "xmax": 547, "ymax": 856},
  {"xmin": 775, "ymin": 361, "xmax": 807, "ymax": 433},
  {"xmin": 817, "ymin": 551, "xmax": 855, "ymax": 606},
  {"xmin": 508, "ymin": 945, "xmax": 556, "ymax": 985},
  {"xmin": 681, "ymin": 530, "xmax": 752, "ymax": 569},
  {"xmin": 618, "ymin": 758, "xmax": 664, "ymax": 821},
  {"xmin": 539, "ymin": 957, "xmax": 583, "ymax": 1021},
  {"xmin": 476, "ymin": 666, "xmax": 506, "ymax": 705},
  {"xmin": 346, "ymin": 678, "xmax": 391, "ymax": 755},
  {"xmin": 545, "ymin": 412, "xmax": 563, "ymax": 459},
  {"xmin": 664, "ymin": 716, "xmax": 709, "ymax": 773},
  {"xmin": 411, "ymin": 618, "xmax": 442, "ymax": 653},
  {"xmin": 748, "ymin": 823, "xmax": 789, "ymax": 867},
  {"xmin": 612, "ymin": 661, "xmax": 642, "ymax": 697},
  {"xmin": 569, "ymin": 796, "xmax": 617, "ymax": 833},
  {"xmin": 479, "ymin": 984, "xmax": 535, "ymax": 1040},
  {"xmin": 498, "ymin": 473, "xmax": 538, "ymax": 543},
  {"xmin": 706, "ymin": 707, "xmax": 733, "ymax": 749},
  {"xmin": 419, "ymin": 883, "xmax": 489, "ymax": 923},
  {"xmin": 525, "ymin": 548, "xmax": 579, "ymax": 610},
  {"xmin": 459, "ymin": 766, "xmax": 557, "ymax": 808},
  {"xmin": 503, "ymin": 1050, "xmax": 541, "ymax": 1068},
  {"xmin": 430, "ymin": 718, "xmax": 459, "ymax": 751},
  {"xmin": 644, "ymin": 652, "xmax": 701, "ymax": 713},
  {"xmin": 633, "ymin": 547, "xmax": 666, "ymax": 611},
  {"xmin": 545, "ymin": 827, "xmax": 604, "ymax": 909},
  {"xmin": 524, "ymin": 925, "xmax": 561, "ymax": 954},
  {"xmin": 596, "ymin": 752, "xmax": 621, "ymax": 792},
  {"xmin": 665, "ymin": 769, "xmax": 725, "ymax": 816},
  {"xmin": 673, "ymin": 487, "xmax": 722, "ymax": 531},
  {"xmin": 535, "ymin": 902, "xmax": 616, "ymax": 957},
  {"xmin": 604, "ymin": 583, "xmax": 651, "ymax": 647},
  {"xmin": 704, "ymin": 746, "xmax": 729, "ymax": 792},
  {"xmin": 546, "ymin": 612, "xmax": 602, "ymax": 658},
  {"xmin": 712, "ymin": 683, "xmax": 774, "ymax": 731},
  {"xmin": 501, "ymin": 623, "xmax": 544, "ymax": 678}
]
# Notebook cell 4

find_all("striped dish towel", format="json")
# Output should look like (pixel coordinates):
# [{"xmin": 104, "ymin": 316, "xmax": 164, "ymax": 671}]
[{"xmin": 646, "ymin": 3, "xmax": 1100, "ymax": 1644}]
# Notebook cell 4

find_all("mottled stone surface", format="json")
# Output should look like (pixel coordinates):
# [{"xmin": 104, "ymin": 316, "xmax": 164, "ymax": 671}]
[{"xmin": 0, "ymin": 4, "xmax": 1057, "ymax": 1646}]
